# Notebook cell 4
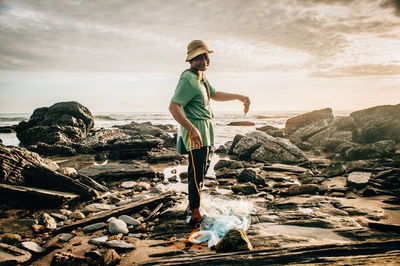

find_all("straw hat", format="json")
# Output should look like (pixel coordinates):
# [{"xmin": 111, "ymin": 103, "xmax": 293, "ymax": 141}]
[{"xmin": 186, "ymin": 40, "xmax": 213, "ymax": 62}]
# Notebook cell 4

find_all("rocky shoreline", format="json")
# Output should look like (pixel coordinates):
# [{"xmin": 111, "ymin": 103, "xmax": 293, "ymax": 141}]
[{"xmin": 0, "ymin": 101, "xmax": 399, "ymax": 265}]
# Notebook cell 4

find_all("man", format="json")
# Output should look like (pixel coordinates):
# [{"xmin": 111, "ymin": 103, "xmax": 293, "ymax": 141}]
[{"xmin": 169, "ymin": 40, "xmax": 250, "ymax": 226}]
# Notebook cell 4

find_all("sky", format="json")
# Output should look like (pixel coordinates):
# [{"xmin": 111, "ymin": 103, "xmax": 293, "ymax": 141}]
[{"xmin": 0, "ymin": 0, "xmax": 399, "ymax": 113}]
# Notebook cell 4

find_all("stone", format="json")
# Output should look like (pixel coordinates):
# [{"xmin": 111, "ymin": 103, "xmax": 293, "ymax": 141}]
[
  {"xmin": 121, "ymin": 181, "xmax": 136, "ymax": 189},
  {"xmin": 237, "ymin": 169, "xmax": 265, "ymax": 186},
  {"xmin": 85, "ymin": 250, "xmax": 103, "ymax": 260},
  {"xmin": 337, "ymin": 140, "xmax": 396, "ymax": 160},
  {"xmin": 51, "ymin": 213, "xmax": 68, "ymax": 221},
  {"xmin": 168, "ymin": 175, "xmax": 178, "ymax": 182},
  {"xmin": 109, "ymin": 219, "xmax": 129, "ymax": 235},
  {"xmin": 0, "ymin": 233, "xmax": 22, "ymax": 245},
  {"xmin": 20, "ymin": 241, "xmax": 44, "ymax": 254},
  {"xmin": 262, "ymin": 163, "xmax": 309, "ymax": 173},
  {"xmin": 78, "ymin": 164, "xmax": 156, "ymax": 180},
  {"xmin": 256, "ymin": 125, "xmax": 285, "ymax": 137},
  {"xmin": 331, "ymin": 192, "xmax": 346, "ymax": 197},
  {"xmin": 134, "ymin": 181, "xmax": 151, "ymax": 191},
  {"xmin": 103, "ymin": 249, "xmax": 121, "ymax": 265},
  {"xmin": 105, "ymin": 240, "xmax": 135, "ymax": 250},
  {"xmin": 227, "ymin": 121, "xmax": 255, "ymax": 126},
  {"xmin": 83, "ymin": 222, "xmax": 106, "ymax": 233},
  {"xmin": 321, "ymin": 162, "xmax": 346, "ymax": 177},
  {"xmin": 216, "ymin": 229, "xmax": 253, "ymax": 252},
  {"xmin": 214, "ymin": 159, "xmax": 243, "ymax": 171},
  {"xmin": 0, "ymin": 243, "xmax": 32, "ymax": 264},
  {"xmin": 58, "ymin": 233, "xmax": 76, "ymax": 243},
  {"xmin": 128, "ymin": 233, "xmax": 142, "ymax": 238},
  {"xmin": 231, "ymin": 183, "xmax": 258, "ymax": 195},
  {"xmin": 51, "ymin": 252, "xmax": 88, "ymax": 265},
  {"xmin": 59, "ymin": 167, "xmax": 78, "ymax": 177},
  {"xmin": 347, "ymin": 171, "xmax": 371, "ymax": 189},
  {"xmin": 84, "ymin": 203, "xmax": 115, "ymax": 212},
  {"xmin": 89, "ymin": 235, "xmax": 109, "ymax": 246},
  {"xmin": 72, "ymin": 211, "xmax": 85, "ymax": 220},
  {"xmin": 59, "ymin": 209, "xmax": 73, "ymax": 217},
  {"xmin": 362, "ymin": 186, "xmax": 377, "ymax": 197},
  {"xmin": 286, "ymin": 184, "xmax": 321, "ymax": 195},
  {"xmin": 118, "ymin": 215, "xmax": 141, "ymax": 226},
  {"xmin": 42, "ymin": 213, "xmax": 57, "ymax": 230}
]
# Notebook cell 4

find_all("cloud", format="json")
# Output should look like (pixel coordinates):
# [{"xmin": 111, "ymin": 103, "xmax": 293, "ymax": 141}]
[{"xmin": 310, "ymin": 64, "xmax": 400, "ymax": 77}]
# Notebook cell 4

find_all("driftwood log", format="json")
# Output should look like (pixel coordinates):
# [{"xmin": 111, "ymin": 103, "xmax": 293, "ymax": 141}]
[
  {"xmin": 141, "ymin": 239, "xmax": 400, "ymax": 265},
  {"xmin": 53, "ymin": 193, "xmax": 173, "ymax": 234},
  {"xmin": 0, "ymin": 183, "xmax": 79, "ymax": 208}
]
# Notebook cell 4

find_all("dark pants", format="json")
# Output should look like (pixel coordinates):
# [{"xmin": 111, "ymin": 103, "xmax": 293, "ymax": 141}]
[{"xmin": 188, "ymin": 146, "xmax": 211, "ymax": 210}]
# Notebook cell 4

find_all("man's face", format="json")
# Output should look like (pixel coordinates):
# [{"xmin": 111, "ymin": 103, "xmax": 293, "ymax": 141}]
[{"xmin": 190, "ymin": 53, "xmax": 210, "ymax": 71}]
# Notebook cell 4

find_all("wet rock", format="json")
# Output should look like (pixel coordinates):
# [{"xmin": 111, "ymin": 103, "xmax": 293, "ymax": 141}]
[
  {"xmin": 216, "ymin": 229, "xmax": 253, "ymax": 252},
  {"xmin": 51, "ymin": 252, "xmax": 88, "ymax": 265},
  {"xmin": 216, "ymin": 171, "xmax": 240, "ymax": 179},
  {"xmin": 237, "ymin": 169, "xmax": 265, "ymax": 186},
  {"xmin": 227, "ymin": 121, "xmax": 255, "ymax": 126},
  {"xmin": 214, "ymin": 159, "xmax": 243, "ymax": 171},
  {"xmin": 347, "ymin": 171, "xmax": 371, "ymax": 189},
  {"xmin": 78, "ymin": 163, "xmax": 155, "ymax": 180},
  {"xmin": 42, "ymin": 213, "xmax": 57, "ymax": 230},
  {"xmin": 83, "ymin": 222, "xmax": 106, "ymax": 233},
  {"xmin": 256, "ymin": 125, "xmax": 285, "ymax": 137},
  {"xmin": 105, "ymin": 240, "xmax": 135, "ymax": 250},
  {"xmin": 321, "ymin": 162, "xmax": 345, "ymax": 177},
  {"xmin": 118, "ymin": 215, "xmax": 141, "ymax": 226},
  {"xmin": 146, "ymin": 149, "xmax": 185, "ymax": 163},
  {"xmin": 109, "ymin": 218, "xmax": 129, "ymax": 235},
  {"xmin": 103, "ymin": 248, "xmax": 121, "ymax": 265},
  {"xmin": 20, "ymin": 241, "xmax": 44, "ymax": 254},
  {"xmin": 232, "ymin": 131, "xmax": 307, "ymax": 163},
  {"xmin": 121, "ymin": 181, "xmax": 136, "ymax": 188},
  {"xmin": 72, "ymin": 211, "xmax": 85, "ymax": 220},
  {"xmin": 286, "ymin": 184, "xmax": 321, "ymax": 195},
  {"xmin": 337, "ymin": 140, "xmax": 396, "ymax": 160},
  {"xmin": 168, "ymin": 175, "xmax": 177, "ymax": 182},
  {"xmin": 84, "ymin": 203, "xmax": 115, "ymax": 212},
  {"xmin": 0, "ymin": 125, "xmax": 17, "ymax": 133},
  {"xmin": 16, "ymin": 101, "xmax": 94, "ymax": 151},
  {"xmin": 0, "ymin": 233, "xmax": 22, "ymax": 245},
  {"xmin": 231, "ymin": 183, "xmax": 258, "ymax": 195},
  {"xmin": 285, "ymin": 108, "xmax": 334, "ymax": 143},
  {"xmin": 58, "ymin": 233, "xmax": 76, "ymax": 243},
  {"xmin": 89, "ymin": 235, "xmax": 109, "ymax": 246},
  {"xmin": 216, "ymin": 141, "xmax": 232, "ymax": 153}
]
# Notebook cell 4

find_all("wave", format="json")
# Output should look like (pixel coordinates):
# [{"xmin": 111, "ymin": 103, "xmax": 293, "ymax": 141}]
[
  {"xmin": 94, "ymin": 115, "xmax": 117, "ymax": 121},
  {"xmin": 253, "ymin": 115, "xmax": 293, "ymax": 119},
  {"xmin": 0, "ymin": 117, "xmax": 28, "ymax": 122}
]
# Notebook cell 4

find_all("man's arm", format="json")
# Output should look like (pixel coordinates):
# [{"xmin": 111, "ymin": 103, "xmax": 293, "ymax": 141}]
[
  {"xmin": 169, "ymin": 101, "xmax": 203, "ymax": 149},
  {"xmin": 211, "ymin": 91, "xmax": 250, "ymax": 114}
]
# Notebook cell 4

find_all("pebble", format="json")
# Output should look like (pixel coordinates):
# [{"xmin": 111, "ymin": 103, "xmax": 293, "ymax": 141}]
[
  {"xmin": 162, "ymin": 180, "xmax": 169, "ymax": 185},
  {"xmin": 103, "ymin": 248, "xmax": 121, "ymax": 265},
  {"xmin": 168, "ymin": 175, "xmax": 178, "ymax": 182},
  {"xmin": 51, "ymin": 213, "xmax": 68, "ymax": 221},
  {"xmin": 121, "ymin": 181, "xmax": 136, "ymax": 189},
  {"xmin": 84, "ymin": 203, "xmax": 115, "ymax": 212},
  {"xmin": 88, "ymin": 235, "xmax": 109, "ymax": 246},
  {"xmin": 83, "ymin": 222, "xmax": 106, "ymax": 233},
  {"xmin": 128, "ymin": 233, "xmax": 142, "ymax": 238},
  {"xmin": 134, "ymin": 182, "xmax": 151, "ymax": 191},
  {"xmin": 58, "ymin": 209, "xmax": 73, "ymax": 217},
  {"xmin": 105, "ymin": 240, "xmax": 135, "ymax": 250},
  {"xmin": 109, "ymin": 219, "xmax": 129, "ymax": 235},
  {"xmin": 0, "ymin": 233, "xmax": 22, "ymax": 245},
  {"xmin": 42, "ymin": 213, "xmax": 57, "ymax": 230},
  {"xmin": 58, "ymin": 233, "xmax": 76, "ymax": 243},
  {"xmin": 108, "ymin": 233, "xmax": 123, "ymax": 241},
  {"xmin": 72, "ymin": 211, "xmax": 85, "ymax": 220},
  {"xmin": 32, "ymin": 224, "xmax": 45, "ymax": 232},
  {"xmin": 20, "ymin": 241, "xmax": 44, "ymax": 254},
  {"xmin": 118, "ymin": 215, "xmax": 141, "ymax": 226},
  {"xmin": 85, "ymin": 250, "xmax": 102, "ymax": 260}
]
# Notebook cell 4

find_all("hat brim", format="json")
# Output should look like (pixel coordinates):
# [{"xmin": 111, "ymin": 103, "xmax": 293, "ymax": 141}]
[{"xmin": 186, "ymin": 47, "xmax": 213, "ymax": 62}]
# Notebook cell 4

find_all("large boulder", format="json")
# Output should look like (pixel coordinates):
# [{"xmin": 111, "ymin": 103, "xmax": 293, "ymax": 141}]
[
  {"xmin": 16, "ymin": 101, "xmax": 94, "ymax": 147},
  {"xmin": 350, "ymin": 103, "xmax": 400, "ymax": 143},
  {"xmin": 232, "ymin": 131, "xmax": 307, "ymax": 163},
  {"xmin": 285, "ymin": 108, "xmax": 334, "ymax": 143},
  {"xmin": 336, "ymin": 140, "xmax": 396, "ymax": 160}
]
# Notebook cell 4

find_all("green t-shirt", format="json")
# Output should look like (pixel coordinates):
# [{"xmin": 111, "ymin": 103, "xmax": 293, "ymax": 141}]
[{"xmin": 171, "ymin": 70, "xmax": 216, "ymax": 151}]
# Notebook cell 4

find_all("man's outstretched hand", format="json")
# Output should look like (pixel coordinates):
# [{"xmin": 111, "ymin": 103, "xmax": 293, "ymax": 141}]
[{"xmin": 239, "ymin": 95, "xmax": 250, "ymax": 115}]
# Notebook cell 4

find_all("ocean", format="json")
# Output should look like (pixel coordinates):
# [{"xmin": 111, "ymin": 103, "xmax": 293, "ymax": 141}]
[{"xmin": 0, "ymin": 110, "xmax": 351, "ymax": 147}]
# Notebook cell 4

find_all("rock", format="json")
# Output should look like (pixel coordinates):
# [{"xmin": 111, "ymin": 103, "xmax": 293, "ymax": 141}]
[
  {"xmin": 227, "ymin": 121, "xmax": 255, "ymax": 126},
  {"xmin": 337, "ymin": 140, "xmax": 396, "ymax": 160},
  {"xmin": 0, "ymin": 233, "xmax": 22, "ymax": 245},
  {"xmin": 51, "ymin": 213, "xmax": 68, "ymax": 221},
  {"xmin": 237, "ymin": 169, "xmax": 265, "ymax": 186},
  {"xmin": 146, "ymin": 150, "xmax": 185, "ymax": 163},
  {"xmin": 262, "ymin": 163, "xmax": 309, "ymax": 173},
  {"xmin": 103, "ymin": 249, "xmax": 121, "ymax": 265},
  {"xmin": 0, "ymin": 243, "xmax": 32, "ymax": 264},
  {"xmin": 78, "ymin": 163, "xmax": 155, "ymax": 180},
  {"xmin": 121, "ymin": 181, "xmax": 136, "ymax": 188},
  {"xmin": 89, "ymin": 235, "xmax": 109, "ymax": 246},
  {"xmin": 285, "ymin": 108, "xmax": 334, "ymax": 141},
  {"xmin": 350, "ymin": 103, "xmax": 400, "ymax": 143},
  {"xmin": 59, "ymin": 209, "xmax": 73, "ymax": 217},
  {"xmin": 83, "ymin": 222, "xmax": 106, "ymax": 233},
  {"xmin": 286, "ymin": 184, "xmax": 321, "ymax": 195},
  {"xmin": 42, "ymin": 213, "xmax": 57, "ymax": 230},
  {"xmin": 51, "ymin": 252, "xmax": 88, "ymax": 265},
  {"xmin": 72, "ymin": 211, "xmax": 85, "ymax": 220},
  {"xmin": 20, "ymin": 241, "xmax": 44, "ymax": 254},
  {"xmin": 347, "ymin": 171, "xmax": 371, "ymax": 189},
  {"xmin": 214, "ymin": 159, "xmax": 243, "ymax": 171},
  {"xmin": 134, "ymin": 181, "xmax": 151, "ymax": 191},
  {"xmin": 16, "ymin": 101, "xmax": 94, "ymax": 152},
  {"xmin": 109, "ymin": 219, "xmax": 129, "ymax": 235},
  {"xmin": 256, "ymin": 125, "xmax": 285, "ymax": 137},
  {"xmin": 118, "ymin": 215, "xmax": 141, "ymax": 226},
  {"xmin": 84, "ymin": 203, "xmax": 115, "ymax": 212},
  {"xmin": 321, "ymin": 162, "xmax": 345, "ymax": 177},
  {"xmin": 58, "ymin": 233, "xmax": 76, "ymax": 243},
  {"xmin": 105, "ymin": 240, "xmax": 135, "ymax": 250},
  {"xmin": 232, "ymin": 131, "xmax": 307, "ymax": 163},
  {"xmin": 0, "ymin": 125, "xmax": 17, "ymax": 133},
  {"xmin": 228, "ymin": 134, "xmax": 245, "ymax": 154},
  {"xmin": 216, "ymin": 141, "xmax": 232, "ymax": 154},
  {"xmin": 85, "ymin": 250, "xmax": 103, "ymax": 260},
  {"xmin": 168, "ymin": 175, "xmax": 177, "ymax": 182},
  {"xmin": 362, "ymin": 186, "xmax": 377, "ymax": 197},
  {"xmin": 216, "ymin": 171, "xmax": 240, "ymax": 179},
  {"xmin": 216, "ymin": 229, "xmax": 253, "ymax": 252},
  {"xmin": 331, "ymin": 192, "xmax": 346, "ymax": 197},
  {"xmin": 59, "ymin": 167, "xmax": 78, "ymax": 177},
  {"xmin": 231, "ymin": 183, "xmax": 258, "ymax": 195}
]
